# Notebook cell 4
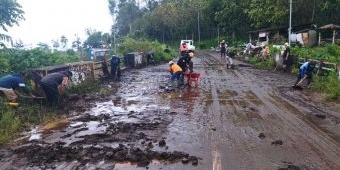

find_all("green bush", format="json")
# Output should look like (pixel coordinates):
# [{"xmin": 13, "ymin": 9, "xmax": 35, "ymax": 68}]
[
  {"xmin": 0, "ymin": 49, "xmax": 80, "ymax": 76},
  {"xmin": 247, "ymin": 56, "xmax": 274, "ymax": 69},
  {"xmin": 116, "ymin": 38, "xmax": 176, "ymax": 63},
  {"xmin": 198, "ymin": 42, "xmax": 207, "ymax": 49},
  {"xmin": 291, "ymin": 44, "xmax": 340, "ymax": 63},
  {"xmin": 312, "ymin": 72, "xmax": 340, "ymax": 100}
]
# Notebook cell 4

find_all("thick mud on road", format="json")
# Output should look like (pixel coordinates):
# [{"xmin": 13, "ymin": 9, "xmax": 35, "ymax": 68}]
[{"xmin": 1, "ymin": 51, "xmax": 340, "ymax": 170}]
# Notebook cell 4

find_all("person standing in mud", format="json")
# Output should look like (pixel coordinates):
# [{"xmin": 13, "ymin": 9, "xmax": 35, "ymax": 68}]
[
  {"xmin": 281, "ymin": 42, "xmax": 290, "ymax": 71},
  {"xmin": 292, "ymin": 60, "xmax": 316, "ymax": 88},
  {"xmin": 110, "ymin": 55, "xmax": 121, "ymax": 81},
  {"xmin": 220, "ymin": 40, "xmax": 227, "ymax": 59},
  {"xmin": 168, "ymin": 61, "xmax": 183, "ymax": 86},
  {"xmin": 39, "ymin": 70, "xmax": 72, "ymax": 105},
  {"xmin": 177, "ymin": 51, "xmax": 195, "ymax": 73},
  {"xmin": 226, "ymin": 50, "xmax": 235, "ymax": 69},
  {"xmin": 101, "ymin": 56, "xmax": 110, "ymax": 77},
  {"xmin": 146, "ymin": 52, "xmax": 156, "ymax": 66}
]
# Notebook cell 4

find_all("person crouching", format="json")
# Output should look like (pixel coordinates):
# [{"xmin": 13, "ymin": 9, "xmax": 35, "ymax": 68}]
[
  {"xmin": 168, "ymin": 61, "xmax": 183, "ymax": 87},
  {"xmin": 39, "ymin": 70, "xmax": 72, "ymax": 106},
  {"xmin": 292, "ymin": 60, "xmax": 316, "ymax": 88}
]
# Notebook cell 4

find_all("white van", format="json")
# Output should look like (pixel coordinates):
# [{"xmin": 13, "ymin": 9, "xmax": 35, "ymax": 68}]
[{"xmin": 180, "ymin": 40, "xmax": 195, "ymax": 51}]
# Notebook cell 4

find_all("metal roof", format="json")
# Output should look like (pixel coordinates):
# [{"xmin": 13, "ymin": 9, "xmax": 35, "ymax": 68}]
[{"xmin": 319, "ymin": 24, "xmax": 340, "ymax": 30}]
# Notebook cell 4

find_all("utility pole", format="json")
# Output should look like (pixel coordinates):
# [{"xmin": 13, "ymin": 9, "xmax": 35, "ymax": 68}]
[
  {"xmin": 114, "ymin": 31, "xmax": 116, "ymax": 54},
  {"xmin": 197, "ymin": 10, "xmax": 201, "ymax": 43},
  {"xmin": 111, "ymin": 25, "xmax": 116, "ymax": 54},
  {"xmin": 288, "ymin": 0, "xmax": 292, "ymax": 46},
  {"xmin": 217, "ymin": 25, "xmax": 220, "ymax": 46}
]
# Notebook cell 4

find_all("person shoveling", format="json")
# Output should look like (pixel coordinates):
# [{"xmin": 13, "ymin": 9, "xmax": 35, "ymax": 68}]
[
  {"xmin": 167, "ymin": 61, "xmax": 183, "ymax": 88},
  {"xmin": 0, "ymin": 71, "xmax": 37, "ymax": 106},
  {"xmin": 292, "ymin": 60, "xmax": 316, "ymax": 89}
]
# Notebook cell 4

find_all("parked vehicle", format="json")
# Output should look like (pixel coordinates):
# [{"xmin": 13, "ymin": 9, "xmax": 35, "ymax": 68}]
[
  {"xmin": 180, "ymin": 40, "xmax": 195, "ymax": 51},
  {"xmin": 238, "ymin": 43, "xmax": 263, "ymax": 58}
]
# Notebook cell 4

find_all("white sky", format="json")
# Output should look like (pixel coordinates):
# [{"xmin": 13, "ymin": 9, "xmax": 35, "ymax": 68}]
[{"xmin": 7, "ymin": 0, "xmax": 113, "ymax": 46}]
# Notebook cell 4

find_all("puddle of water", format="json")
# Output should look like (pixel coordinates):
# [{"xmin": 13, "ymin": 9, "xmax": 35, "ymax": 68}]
[
  {"xmin": 28, "ymin": 127, "xmax": 42, "ymax": 141},
  {"xmin": 76, "ymin": 121, "xmax": 107, "ymax": 137},
  {"xmin": 69, "ymin": 121, "xmax": 84, "ymax": 128},
  {"xmin": 114, "ymin": 115, "xmax": 141, "ymax": 123}
]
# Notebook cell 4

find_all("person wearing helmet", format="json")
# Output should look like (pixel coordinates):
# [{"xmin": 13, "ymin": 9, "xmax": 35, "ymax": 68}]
[{"xmin": 168, "ymin": 61, "xmax": 183, "ymax": 86}]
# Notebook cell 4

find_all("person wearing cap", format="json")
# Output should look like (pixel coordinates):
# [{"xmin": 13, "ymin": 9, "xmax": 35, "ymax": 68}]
[
  {"xmin": 39, "ymin": 70, "xmax": 72, "ymax": 105},
  {"xmin": 168, "ymin": 61, "xmax": 183, "ymax": 86},
  {"xmin": 0, "ymin": 72, "xmax": 35, "ymax": 102},
  {"xmin": 220, "ymin": 40, "xmax": 227, "ymax": 58}
]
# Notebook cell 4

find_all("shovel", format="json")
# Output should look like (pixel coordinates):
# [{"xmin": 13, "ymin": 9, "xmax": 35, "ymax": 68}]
[
  {"xmin": 296, "ymin": 75, "xmax": 307, "ymax": 87},
  {"xmin": 292, "ymin": 76, "xmax": 307, "ymax": 90}
]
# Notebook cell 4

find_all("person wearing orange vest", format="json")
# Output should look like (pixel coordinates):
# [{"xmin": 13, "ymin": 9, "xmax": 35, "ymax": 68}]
[
  {"xmin": 180, "ymin": 42, "xmax": 188, "ymax": 56},
  {"xmin": 168, "ymin": 61, "xmax": 183, "ymax": 84}
]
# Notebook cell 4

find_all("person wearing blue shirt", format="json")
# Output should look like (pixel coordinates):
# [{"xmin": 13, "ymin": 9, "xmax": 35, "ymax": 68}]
[
  {"xmin": 0, "ymin": 72, "xmax": 34, "ymax": 101},
  {"xmin": 293, "ymin": 60, "xmax": 316, "ymax": 88}
]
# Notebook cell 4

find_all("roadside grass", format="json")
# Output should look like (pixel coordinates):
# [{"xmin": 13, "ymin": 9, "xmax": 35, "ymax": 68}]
[
  {"xmin": 0, "ymin": 108, "xmax": 21, "ymax": 144},
  {"xmin": 247, "ymin": 56, "xmax": 274, "ymax": 70},
  {"xmin": 312, "ymin": 72, "xmax": 340, "ymax": 100},
  {"xmin": 0, "ymin": 104, "xmax": 59, "ymax": 146}
]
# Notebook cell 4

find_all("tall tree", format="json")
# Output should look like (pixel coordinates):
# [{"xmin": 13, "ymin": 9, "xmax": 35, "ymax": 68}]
[
  {"xmin": 214, "ymin": 0, "xmax": 251, "ymax": 40},
  {"xmin": 243, "ymin": 0, "xmax": 340, "ymax": 29},
  {"xmin": 52, "ymin": 39, "xmax": 60, "ymax": 49},
  {"xmin": 83, "ymin": 29, "xmax": 104, "ymax": 48},
  {"xmin": 115, "ymin": 0, "xmax": 143, "ymax": 36},
  {"xmin": 0, "ymin": 0, "xmax": 25, "ymax": 31},
  {"xmin": 60, "ymin": 35, "xmax": 68, "ymax": 49}
]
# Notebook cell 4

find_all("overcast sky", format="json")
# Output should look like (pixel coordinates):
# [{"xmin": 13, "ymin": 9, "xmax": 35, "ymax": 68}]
[{"xmin": 7, "ymin": 0, "xmax": 113, "ymax": 46}]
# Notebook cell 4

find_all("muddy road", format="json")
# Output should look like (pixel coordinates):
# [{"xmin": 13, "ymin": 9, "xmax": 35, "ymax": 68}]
[{"xmin": 1, "ymin": 51, "xmax": 340, "ymax": 170}]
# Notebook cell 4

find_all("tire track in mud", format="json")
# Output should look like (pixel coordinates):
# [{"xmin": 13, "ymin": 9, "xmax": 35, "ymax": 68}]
[
  {"xmin": 199, "ymin": 51, "xmax": 340, "ymax": 170},
  {"xmin": 276, "ymin": 86, "xmax": 340, "ymax": 124},
  {"xmin": 236, "ymin": 60, "xmax": 340, "ymax": 170},
  {"xmin": 199, "ymin": 52, "xmax": 271, "ymax": 170}
]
